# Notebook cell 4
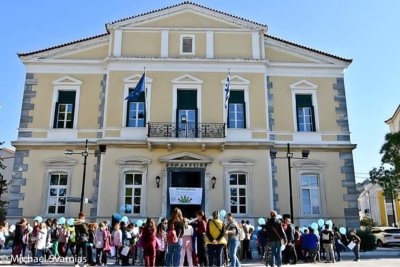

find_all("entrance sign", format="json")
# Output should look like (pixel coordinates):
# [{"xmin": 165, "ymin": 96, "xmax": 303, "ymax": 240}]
[{"xmin": 169, "ymin": 188, "xmax": 203, "ymax": 204}]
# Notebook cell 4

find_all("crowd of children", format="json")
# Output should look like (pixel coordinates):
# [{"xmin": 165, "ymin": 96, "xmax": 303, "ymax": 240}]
[{"xmin": 0, "ymin": 209, "xmax": 362, "ymax": 267}]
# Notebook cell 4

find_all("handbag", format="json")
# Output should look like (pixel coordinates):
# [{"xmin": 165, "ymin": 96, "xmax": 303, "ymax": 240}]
[
  {"xmin": 103, "ymin": 231, "xmax": 111, "ymax": 252},
  {"xmin": 272, "ymin": 226, "xmax": 286, "ymax": 246}
]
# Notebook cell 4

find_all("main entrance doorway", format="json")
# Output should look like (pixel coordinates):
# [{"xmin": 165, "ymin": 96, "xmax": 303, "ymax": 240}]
[{"xmin": 167, "ymin": 170, "xmax": 204, "ymax": 219}]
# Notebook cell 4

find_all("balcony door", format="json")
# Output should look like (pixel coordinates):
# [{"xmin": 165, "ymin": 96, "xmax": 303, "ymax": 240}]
[{"xmin": 176, "ymin": 90, "xmax": 197, "ymax": 138}]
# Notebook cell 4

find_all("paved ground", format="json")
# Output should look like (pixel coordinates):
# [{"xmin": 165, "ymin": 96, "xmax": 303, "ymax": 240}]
[{"xmin": 0, "ymin": 247, "xmax": 398, "ymax": 266}]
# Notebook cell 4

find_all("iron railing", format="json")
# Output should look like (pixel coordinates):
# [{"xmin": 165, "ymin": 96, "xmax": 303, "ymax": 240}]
[{"xmin": 148, "ymin": 122, "xmax": 226, "ymax": 138}]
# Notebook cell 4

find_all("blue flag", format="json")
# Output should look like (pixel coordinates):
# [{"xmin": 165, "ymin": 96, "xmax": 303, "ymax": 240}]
[
  {"xmin": 125, "ymin": 73, "xmax": 146, "ymax": 101},
  {"xmin": 224, "ymin": 73, "xmax": 230, "ymax": 109}
]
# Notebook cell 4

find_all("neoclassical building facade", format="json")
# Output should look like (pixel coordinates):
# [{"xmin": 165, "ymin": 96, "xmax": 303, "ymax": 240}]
[{"xmin": 9, "ymin": 2, "xmax": 359, "ymax": 228}]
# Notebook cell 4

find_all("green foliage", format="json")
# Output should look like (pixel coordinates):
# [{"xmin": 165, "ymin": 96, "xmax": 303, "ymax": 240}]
[
  {"xmin": 357, "ymin": 229, "xmax": 377, "ymax": 252},
  {"xmin": 369, "ymin": 132, "xmax": 400, "ymax": 217},
  {"xmin": 0, "ymin": 173, "xmax": 8, "ymax": 222},
  {"xmin": 360, "ymin": 217, "xmax": 378, "ymax": 229}
]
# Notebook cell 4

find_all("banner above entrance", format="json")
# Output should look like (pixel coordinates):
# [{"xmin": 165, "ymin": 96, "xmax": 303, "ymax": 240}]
[{"xmin": 169, "ymin": 188, "xmax": 203, "ymax": 205}]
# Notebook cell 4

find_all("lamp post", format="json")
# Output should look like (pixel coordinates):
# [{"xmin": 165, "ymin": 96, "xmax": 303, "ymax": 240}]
[
  {"xmin": 65, "ymin": 139, "xmax": 106, "ymax": 212},
  {"xmin": 270, "ymin": 143, "xmax": 309, "ymax": 224}
]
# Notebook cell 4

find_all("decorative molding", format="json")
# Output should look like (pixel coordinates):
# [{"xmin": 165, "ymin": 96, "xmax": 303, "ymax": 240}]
[
  {"xmin": 221, "ymin": 158, "xmax": 255, "ymax": 166},
  {"xmin": 42, "ymin": 157, "xmax": 77, "ymax": 166},
  {"xmin": 108, "ymin": 5, "xmax": 267, "ymax": 31},
  {"xmin": 161, "ymin": 30, "xmax": 169, "ymax": 57},
  {"xmin": 220, "ymin": 74, "xmax": 250, "ymax": 85},
  {"xmin": 123, "ymin": 74, "xmax": 153, "ymax": 83},
  {"xmin": 293, "ymin": 159, "xmax": 325, "ymax": 169},
  {"xmin": 206, "ymin": 31, "xmax": 214, "ymax": 58},
  {"xmin": 113, "ymin": 29, "xmax": 123, "ymax": 57},
  {"xmin": 291, "ymin": 89, "xmax": 320, "ymax": 132},
  {"xmin": 20, "ymin": 35, "xmax": 109, "ymax": 60},
  {"xmin": 116, "ymin": 156, "xmax": 152, "ymax": 165},
  {"xmin": 290, "ymin": 80, "xmax": 318, "ymax": 90},
  {"xmin": 159, "ymin": 152, "xmax": 213, "ymax": 163},
  {"xmin": 52, "ymin": 75, "xmax": 83, "ymax": 85},
  {"xmin": 171, "ymin": 74, "xmax": 203, "ymax": 84}
]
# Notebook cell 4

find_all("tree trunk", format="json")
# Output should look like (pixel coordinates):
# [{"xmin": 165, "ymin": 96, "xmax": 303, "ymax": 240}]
[{"xmin": 392, "ymin": 194, "xmax": 397, "ymax": 227}]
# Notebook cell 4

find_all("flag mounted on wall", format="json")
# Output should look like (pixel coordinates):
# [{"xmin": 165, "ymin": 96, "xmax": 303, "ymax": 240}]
[
  {"xmin": 125, "ymin": 72, "xmax": 146, "ymax": 101},
  {"xmin": 224, "ymin": 70, "xmax": 230, "ymax": 109}
]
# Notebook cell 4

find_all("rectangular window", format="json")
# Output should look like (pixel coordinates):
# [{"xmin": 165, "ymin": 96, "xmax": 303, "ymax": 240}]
[
  {"xmin": 47, "ymin": 173, "xmax": 68, "ymax": 215},
  {"xmin": 123, "ymin": 173, "xmax": 143, "ymax": 214},
  {"xmin": 126, "ymin": 90, "xmax": 145, "ymax": 127},
  {"xmin": 228, "ymin": 91, "xmax": 246, "ymax": 129},
  {"xmin": 180, "ymin": 35, "xmax": 195, "ymax": 54},
  {"xmin": 54, "ymin": 91, "xmax": 76, "ymax": 129},
  {"xmin": 295, "ymin": 94, "xmax": 315, "ymax": 132},
  {"xmin": 301, "ymin": 174, "xmax": 320, "ymax": 215},
  {"xmin": 229, "ymin": 173, "xmax": 247, "ymax": 214}
]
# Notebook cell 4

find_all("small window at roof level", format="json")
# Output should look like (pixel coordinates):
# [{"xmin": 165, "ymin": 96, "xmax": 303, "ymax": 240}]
[{"xmin": 181, "ymin": 35, "xmax": 195, "ymax": 54}]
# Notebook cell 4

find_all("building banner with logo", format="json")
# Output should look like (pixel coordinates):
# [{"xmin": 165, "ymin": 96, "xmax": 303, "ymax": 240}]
[{"xmin": 169, "ymin": 188, "xmax": 203, "ymax": 205}]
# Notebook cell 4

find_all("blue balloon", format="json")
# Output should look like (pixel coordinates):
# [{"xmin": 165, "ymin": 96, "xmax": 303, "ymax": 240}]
[
  {"xmin": 107, "ymin": 221, "xmax": 111, "ymax": 227},
  {"xmin": 126, "ymin": 205, "xmax": 132, "ymax": 212},
  {"xmin": 67, "ymin": 218, "xmax": 74, "ymax": 226},
  {"xmin": 120, "ymin": 206, "xmax": 126, "ymax": 213},
  {"xmin": 301, "ymin": 227, "xmax": 307, "ymax": 233},
  {"xmin": 121, "ymin": 216, "xmax": 128, "ymax": 223},
  {"xmin": 29, "ymin": 226, "xmax": 33, "ymax": 233},
  {"xmin": 307, "ymin": 224, "xmax": 311, "ymax": 228},
  {"xmin": 34, "ymin": 216, "xmax": 43, "ymax": 223},
  {"xmin": 281, "ymin": 244, "xmax": 286, "ymax": 251},
  {"xmin": 59, "ymin": 217, "xmax": 66, "ymax": 224},
  {"xmin": 311, "ymin": 223, "xmax": 318, "ymax": 230},
  {"xmin": 315, "ymin": 230, "xmax": 319, "ymax": 236},
  {"xmin": 114, "ymin": 213, "xmax": 121, "ymax": 221},
  {"xmin": 326, "ymin": 220, "xmax": 333, "ymax": 229},
  {"xmin": 318, "ymin": 219, "xmax": 324, "ymax": 227},
  {"xmin": 137, "ymin": 220, "xmax": 143, "ymax": 227},
  {"xmin": 339, "ymin": 227, "xmax": 346, "ymax": 235},
  {"xmin": 277, "ymin": 215, "xmax": 282, "ymax": 219},
  {"xmin": 258, "ymin": 218, "xmax": 266, "ymax": 225},
  {"xmin": 252, "ymin": 234, "xmax": 257, "ymax": 241},
  {"xmin": 257, "ymin": 226, "xmax": 262, "ymax": 231},
  {"xmin": 220, "ymin": 210, "xmax": 226, "ymax": 217}
]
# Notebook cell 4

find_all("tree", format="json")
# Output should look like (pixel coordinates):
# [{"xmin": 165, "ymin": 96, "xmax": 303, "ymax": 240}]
[
  {"xmin": 360, "ymin": 217, "xmax": 379, "ymax": 229},
  {"xmin": 369, "ymin": 132, "xmax": 400, "ymax": 226},
  {"xmin": 0, "ymin": 173, "xmax": 8, "ymax": 221}
]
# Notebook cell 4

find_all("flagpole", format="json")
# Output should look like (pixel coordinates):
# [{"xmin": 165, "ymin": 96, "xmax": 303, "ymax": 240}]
[
  {"xmin": 224, "ymin": 68, "xmax": 230, "ymax": 138},
  {"xmin": 143, "ymin": 67, "xmax": 148, "ymax": 132}
]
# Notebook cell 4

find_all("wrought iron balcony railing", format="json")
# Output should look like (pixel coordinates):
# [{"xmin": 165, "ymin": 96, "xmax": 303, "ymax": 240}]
[{"xmin": 148, "ymin": 122, "xmax": 226, "ymax": 138}]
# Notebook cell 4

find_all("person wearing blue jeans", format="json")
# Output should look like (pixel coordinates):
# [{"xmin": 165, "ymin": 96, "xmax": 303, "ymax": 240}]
[
  {"xmin": 266, "ymin": 211, "xmax": 287, "ymax": 267},
  {"xmin": 225, "ymin": 213, "xmax": 241, "ymax": 267},
  {"xmin": 166, "ymin": 238, "xmax": 183, "ymax": 267},
  {"xmin": 166, "ymin": 208, "xmax": 185, "ymax": 267},
  {"xmin": 206, "ymin": 211, "xmax": 228, "ymax": 267}
]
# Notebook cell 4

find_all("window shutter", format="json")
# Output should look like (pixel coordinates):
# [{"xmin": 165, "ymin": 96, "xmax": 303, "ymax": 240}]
[
  {"xmin": 295, "ymin": 94, "xmax": 312, "ymax": 107},
  {"xmin": 311, "ymin": 106, "xmax": 316, "ymax": 132},
  {"xmin": 195, "ymin": 107, "xmax": 198, "ymax": 137},
  {"xmin": 227, "ymin": 105, "xmax": 231, "ymax": 129},
  {"xmin": 175, "ymin": 109, "xmax": 179, "ymax": 138},
  {"xmin": 296, "ymin": 106, "xmax": 300, "ymax": 131},
  {"xmin": 243, "ymin": 102, "xmax": 247, "ymax": 129},
  {"xmin": 229, "ymin": 91, "xmax": 245, "ymax": 104},
  {"xmin": 182, "ymin": 37, "xmax": 193, "ymax": 53},
  {"xmin": 58, "ymin": 91, "xmax": 76, "ymax": 104},
  {"xmin": 53, "ymin": 102, "xmax": 59, "ymax": 128},
  {"xmin": 177, "ymin": 90, "xmax": 197, "ymax": 109}
]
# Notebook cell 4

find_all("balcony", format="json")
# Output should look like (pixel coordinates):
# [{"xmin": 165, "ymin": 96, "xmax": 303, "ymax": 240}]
[{"xmin": 147, "ymin": 122, "xmax": 226, "ymax": 151}]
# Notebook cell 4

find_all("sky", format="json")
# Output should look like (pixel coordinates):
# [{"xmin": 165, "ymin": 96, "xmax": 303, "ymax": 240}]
[{"xmin": 1, "ymin": 0, "xmax": 399, "ymax": 183}]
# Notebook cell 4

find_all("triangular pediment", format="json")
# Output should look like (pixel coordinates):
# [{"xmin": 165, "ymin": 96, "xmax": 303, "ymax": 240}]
[
  {"xmin": 52, "ymin": 76, "xmax": 83, "ymax": 85},
  {"xmin": 290, "ymin": 80, "xmax": 318, "ymax": 90},
  {"xmin": 107, "ymin": 3, "xmax": 267, "ymax": 31},
  {"xmin": 159, "ymin": 152, "xmax": 213, "ymax": 163},
  {"xmin": 172, "ymin": 74, "xmax": 203, "ymax": 84},
  {"xmin": 123, "ymin": 74, "xmax": 153, "ymax": 83},
  {"xmin": 220, "ymin": 75, "xmax": 250, "ymax": 85}
]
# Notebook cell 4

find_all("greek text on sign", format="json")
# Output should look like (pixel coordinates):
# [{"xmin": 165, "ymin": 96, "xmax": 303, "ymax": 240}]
[
  {"xmin": 169, "ymin": 188, "xmax": 203, "ymax": 205},
  {"xmin": 165, "ymin": 163, "xmax": 208, "ymax": 168}
]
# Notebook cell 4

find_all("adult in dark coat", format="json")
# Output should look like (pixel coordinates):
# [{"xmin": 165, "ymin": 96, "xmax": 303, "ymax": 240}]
[
  {"xmin": 266, "ymin": 211, "xmax": 287, "ymax": 267},
  {"xmin": 12, "ymin": 218, "xmax": 28, "ymax": 264}
]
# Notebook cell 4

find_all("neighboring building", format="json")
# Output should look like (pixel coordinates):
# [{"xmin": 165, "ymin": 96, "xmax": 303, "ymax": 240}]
[
  {"xmin": 9, "ymin": 2, "xmax": 358, "ymax": 228},
  {"xmin": 385, "ymin": 104, "xmax": 400, "ymax": 132},
  {"xmin": 359, "ymin": 183, "xmax": 400, "ymax": 226},
  {"xmin": 0, "ymin": 148, "xmax": 15, "ymax": 206}
]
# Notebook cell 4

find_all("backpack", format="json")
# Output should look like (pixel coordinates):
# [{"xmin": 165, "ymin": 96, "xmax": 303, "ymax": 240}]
[
  {"xmin": 238, "ymin": 227, "xmax": 246, "ymax": 241},
  {"xmin": 322, "ymin": 231, "xmax": 331, "ymax": 241},
  {"xmin": 166, "ymin": 224, "xmax": 178, "ymax": 244}
]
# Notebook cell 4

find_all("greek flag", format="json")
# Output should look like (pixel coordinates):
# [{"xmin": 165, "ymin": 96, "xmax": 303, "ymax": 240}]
[{"xmin": 224, "ymin": 72, "xmax": 230, "ymax": 109}]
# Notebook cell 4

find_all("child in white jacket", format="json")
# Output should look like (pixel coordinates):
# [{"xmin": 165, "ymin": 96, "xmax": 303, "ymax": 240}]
[{"xmin": 33, "ymin": 222, "xmax": 48, "ymax": 265}]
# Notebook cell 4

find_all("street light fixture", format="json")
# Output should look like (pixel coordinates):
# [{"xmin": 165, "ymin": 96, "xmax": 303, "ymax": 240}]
[
  {"xmin": 211, "ymin": 176, "xmax": 217, "ymax": 189},
  {"xmin": 269, "ymin": 143, "xmax": 310, "ymax": 224},
  {"xmin": 64, "ymin": 139, "xmax": 106, "ymax": 212},
  {"xmin": 155, "ymin": 176, "xmax": 161, "ymax": 188}
]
